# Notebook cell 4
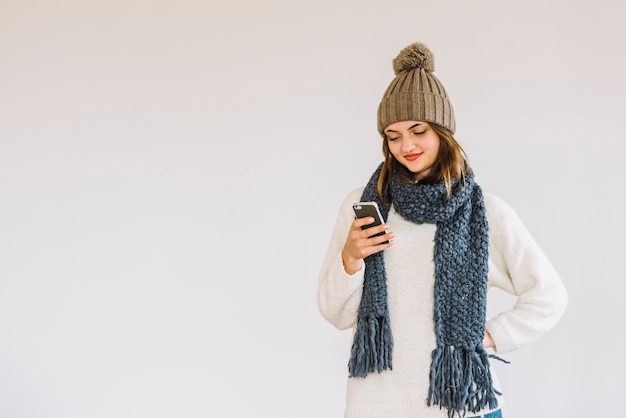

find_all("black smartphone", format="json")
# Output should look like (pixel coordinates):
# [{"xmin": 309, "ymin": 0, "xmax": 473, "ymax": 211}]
[{"xmin": 352, "ymin": 202, "xmax": 389, "ymax": 244}]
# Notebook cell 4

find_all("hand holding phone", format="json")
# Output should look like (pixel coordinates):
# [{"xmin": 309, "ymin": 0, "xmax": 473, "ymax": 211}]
[
  {"xmin": 342, "ymin": 201, "xmax": 393, "ymax": 274},
  {"xmin": 352, "ymin": 202, "xmax": 389, "ymax": 245}
]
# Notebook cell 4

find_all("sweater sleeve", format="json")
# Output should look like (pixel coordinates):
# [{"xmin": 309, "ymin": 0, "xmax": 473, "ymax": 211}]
[
  {"xmin": 317, "ymin": 188, "xmax": 366, "ymax": 331},
  {"xmin": 485, "ymin": 193, "xmax": 568, "ymax": 354}
]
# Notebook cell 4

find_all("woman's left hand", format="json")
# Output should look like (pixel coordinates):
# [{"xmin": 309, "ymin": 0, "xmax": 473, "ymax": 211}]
[{"xmin": 483, "ymin": 331, "xmax": 495, "ymax": 349}]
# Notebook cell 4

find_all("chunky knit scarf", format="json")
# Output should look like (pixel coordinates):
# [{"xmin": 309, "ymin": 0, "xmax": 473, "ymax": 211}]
[{"xmin": 348, "ymin": 163, "xmax": 500, "ymax": 417}]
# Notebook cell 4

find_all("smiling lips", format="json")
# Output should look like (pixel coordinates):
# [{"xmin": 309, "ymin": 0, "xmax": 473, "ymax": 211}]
[{"xmin": 404, "ymin": 153, "xmax": 422, "ymax": 161}]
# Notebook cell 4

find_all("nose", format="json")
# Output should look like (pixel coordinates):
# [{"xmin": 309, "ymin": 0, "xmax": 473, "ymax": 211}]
[{"xmin": 401, "ymin": 136, "xmax": 415, "ymax": 153}]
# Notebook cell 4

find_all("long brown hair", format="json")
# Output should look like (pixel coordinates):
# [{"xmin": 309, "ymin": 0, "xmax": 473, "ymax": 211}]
[{"xmin": 376, "ymin": 123, "xmax": 469, "ymax": 205}]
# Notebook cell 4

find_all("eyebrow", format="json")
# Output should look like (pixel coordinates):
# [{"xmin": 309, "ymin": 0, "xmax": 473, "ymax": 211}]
[{"xmin": 384, "ymin": 122, "xmax": 423, "ymax": 133}]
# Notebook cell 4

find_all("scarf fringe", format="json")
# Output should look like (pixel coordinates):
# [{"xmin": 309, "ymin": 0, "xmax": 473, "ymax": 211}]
[
  {"xmin": 427, "ymin": 345, "xmax": 500, "ymax": 418},
  {"xmin": 348, "ymin": 315, "xmax": 393, "ymax": 378}
]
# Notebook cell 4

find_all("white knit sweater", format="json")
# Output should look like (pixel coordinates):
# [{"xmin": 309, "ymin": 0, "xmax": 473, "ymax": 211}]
[{"xmin": 318, "ymin": 187, "xmax": 568, "ymax": 418}]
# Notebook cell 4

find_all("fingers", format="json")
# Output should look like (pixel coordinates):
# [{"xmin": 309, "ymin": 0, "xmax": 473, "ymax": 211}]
[
  {"xmin": 351, "ymin": 217, "xmax": 388, "ymax": 236},
  {"xmin": 352, "ymin": 216, "xmax": 377, "ymax": 229},
  {"xmin": 351, "ymin": 219, "xmax": 391, "ymax": 241},
  {"xmin": 482, "ymin": 331, "xmax": 495, "ymax": 349},
  {"xmin": 358, "ymin": 236, "xmax": 394, "ymax": 260},
  {"xmin": 364, "ymin": 232, "xmax": 394, "ymax": 254},
  {"xmin": 344, "ymin": 219, "xmax": 395, "ymax": 261}
]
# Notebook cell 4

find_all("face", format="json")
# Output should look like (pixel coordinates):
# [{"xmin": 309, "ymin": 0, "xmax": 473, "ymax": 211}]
[{"xmin": 384, "ymin": 120, "xmax": 440, "ymax": 180}]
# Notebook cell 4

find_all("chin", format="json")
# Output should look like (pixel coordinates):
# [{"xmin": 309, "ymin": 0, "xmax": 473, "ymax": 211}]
[{"xmin": 405, "ymin": 165, "xmax": 426, "ymax": 174}]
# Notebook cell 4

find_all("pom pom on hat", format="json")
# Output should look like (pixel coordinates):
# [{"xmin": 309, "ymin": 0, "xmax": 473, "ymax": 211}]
[{"xmin": 392, "ymin": 42, "xmax": 435, "ymax": 75}]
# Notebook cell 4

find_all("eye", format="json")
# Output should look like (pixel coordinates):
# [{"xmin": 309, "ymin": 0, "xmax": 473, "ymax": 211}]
[
  {"xmin": 412, "ymin": 130, "xmax": 427, "ymax": 136},
  {"xmin": 387, "ymin": 136, "xmax": 400, "ymax": 142}
]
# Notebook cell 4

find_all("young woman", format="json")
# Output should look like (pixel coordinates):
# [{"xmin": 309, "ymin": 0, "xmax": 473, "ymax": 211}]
[{"xmin": 317, "ymin": 42, "xmax": 568, "ymax": 418}]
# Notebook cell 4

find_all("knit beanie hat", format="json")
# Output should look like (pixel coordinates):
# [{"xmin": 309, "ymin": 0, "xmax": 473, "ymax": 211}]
[{"xmin": 377, "ymin": 42, "xmax": 456, "ymax": 134}]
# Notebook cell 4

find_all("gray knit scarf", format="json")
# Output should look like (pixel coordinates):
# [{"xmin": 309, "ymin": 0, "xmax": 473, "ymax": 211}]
[{"xmin": 348, "ymin": 163, "xmax": 501, "ymax": 417}]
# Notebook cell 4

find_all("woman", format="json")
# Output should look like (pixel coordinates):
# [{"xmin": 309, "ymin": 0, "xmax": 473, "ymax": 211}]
[{"xmin": 317, "ymin": 42, "xmax": 568, "ymax": 418}]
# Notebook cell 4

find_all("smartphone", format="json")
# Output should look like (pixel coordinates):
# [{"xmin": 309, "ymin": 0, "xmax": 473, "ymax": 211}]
[{"xmin": 352, "ymin": 202, "xmax": 389, "ymax": 244}]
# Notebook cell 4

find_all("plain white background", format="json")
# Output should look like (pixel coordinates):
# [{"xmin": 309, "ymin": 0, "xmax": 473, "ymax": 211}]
[{"xmin": 1, "ymin": 0, "xmax": 625, "ymax": 417}]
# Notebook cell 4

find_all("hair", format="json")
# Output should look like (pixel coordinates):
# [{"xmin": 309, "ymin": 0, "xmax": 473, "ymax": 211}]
[{"xmin": 376, "ymin": 123, "xmax": 469, "ymax": 205}]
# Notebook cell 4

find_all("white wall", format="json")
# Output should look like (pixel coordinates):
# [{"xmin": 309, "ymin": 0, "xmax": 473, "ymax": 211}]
[{"xmin": 1, "ymin": 0, "xmax": 624, "ymax": 417}]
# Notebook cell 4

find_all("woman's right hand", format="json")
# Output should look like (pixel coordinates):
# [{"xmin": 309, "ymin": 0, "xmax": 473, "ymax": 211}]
[{"xmin": 341, "ymin": 217, "xmax": 394, "ymax": 275}]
